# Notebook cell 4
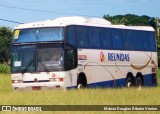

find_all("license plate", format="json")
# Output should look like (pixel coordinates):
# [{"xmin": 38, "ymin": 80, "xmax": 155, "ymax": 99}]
[{"xmin": 32, "ymin": 86, "xmax": 41, "ymax": 90}]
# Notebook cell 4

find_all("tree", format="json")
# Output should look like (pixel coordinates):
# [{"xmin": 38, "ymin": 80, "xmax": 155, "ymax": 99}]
[
  {"xmin": 0, "ymin": 26, "xmax": 13, "ymax": 64},
  {"xmin": 103, "ymin": 14, "xmax": 156, "ymax": 28}
]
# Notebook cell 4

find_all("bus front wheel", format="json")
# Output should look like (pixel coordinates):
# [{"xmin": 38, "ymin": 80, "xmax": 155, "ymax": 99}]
[
  {"xmin": 77, "ymin": 74, "xmax": 87, "ymax": 89},
  {"xmin": 77, "ymin": 84, "xmax": 83, "ymax": 89}
]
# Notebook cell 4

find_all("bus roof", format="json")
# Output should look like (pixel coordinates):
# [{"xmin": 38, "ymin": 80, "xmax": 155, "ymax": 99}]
[{"xmin": 15, "ymin": 16, "xmax": 154, "ymax": 31}]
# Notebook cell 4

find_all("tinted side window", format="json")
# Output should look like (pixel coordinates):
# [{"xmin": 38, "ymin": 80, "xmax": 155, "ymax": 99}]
[
  {"xmin": 143, "ymin": 32, "xmax": 150, "ymax": 51},
  {"xmin": 134, "ymin": 30, "xmax": 145, "ymax": 50},
  {"xmin": 66, "ymin": 26, "xmax": 156, "ymax": 51},
  {"xmin": 123, "ymin": 30, "xmax": 135, "ymax": 50},
  {"xmin": 89, "ymin": 27, "xmax": 101, "ymax": 48},
  {"xmin": 149, "ymin": 32, "xmax": 156, "ymax": 51},
  {"xmin": 75, "ymin": 26, "xmax": 89, "ymax": 48},
  {"xmin": 66, "ymin": 26, "xmax": 76, "ymax": 47},
  {"xmin": 112, "ymin": 29, "xmax": 123, "ymax": 49},
  {"xmin": 100, "ymin": 28, "xmax": 112, "ymax": 49}
]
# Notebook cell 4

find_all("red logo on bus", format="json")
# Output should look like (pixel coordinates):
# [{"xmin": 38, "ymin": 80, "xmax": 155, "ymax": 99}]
[{"xmin": 100, "ymin": 52, "xmax": 105, "ymax": 62}]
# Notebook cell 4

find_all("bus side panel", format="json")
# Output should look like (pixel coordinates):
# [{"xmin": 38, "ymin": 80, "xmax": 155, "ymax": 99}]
[{"xmin": 69, "ymin": 49, "xmax": 158, "ymax": 88}]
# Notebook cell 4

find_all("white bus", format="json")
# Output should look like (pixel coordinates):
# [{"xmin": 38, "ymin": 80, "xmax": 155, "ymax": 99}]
[{"xmin": 11, "ymin": 16, "xmax": 158, "ymax": 90}]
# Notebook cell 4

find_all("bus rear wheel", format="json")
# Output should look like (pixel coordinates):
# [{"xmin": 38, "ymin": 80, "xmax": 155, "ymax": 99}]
[
  {"xmin": 126, "ymin": 77, "xmax": 134, "ymax": 88},
  {"xmin": 135, "ymin": 77, "xmax": 143, "ymax": 88}
]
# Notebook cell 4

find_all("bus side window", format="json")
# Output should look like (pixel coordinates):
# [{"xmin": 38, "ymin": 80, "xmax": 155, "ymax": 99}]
[
  {"xmin": 66, "ymin": 26, "xmax": 76, "ymax": 47},
  {"xmin": 133, "ymin": 30, "xmax": 146, "ymax": 51},
  {"xmin": 78, "ymin": 38, "xmax": 85, "ymax": 48},
  {"xmin": 123, "ymin": 30, "xmax": 135, "ymax": 50},
  {"xmin": 75, "ymin": 26, "xmax": 89, "ymax": 48},
  {"xmin": 149, "ymin": 32, "xmax": 156, "ymax": 51},
  {"xmin": 100, "ymin": 28, "xmax": 112, "ymax": 49},
  {"xmin": 89, "ymin": 27, "xmax": 100, "ymax": 48},
  {"xmin": 112, "ymin": 29, "xmax": 123, "ymax": 50},
  {"xmin": 143, "ymin": 32, "xmax": 150, "ymax": 50}
]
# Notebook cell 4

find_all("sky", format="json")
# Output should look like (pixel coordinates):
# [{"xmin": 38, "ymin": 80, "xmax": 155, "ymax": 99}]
[{"xmin": 0, "ymin": 0, "xmax": 160, "ymax": 28}]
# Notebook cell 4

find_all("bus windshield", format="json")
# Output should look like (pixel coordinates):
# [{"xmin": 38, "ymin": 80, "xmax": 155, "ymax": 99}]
[
  {"xmin": 11, "ymin": 44, "xmax": 64, "ymax": 73},
  {"xmin": 13, "ymin": 27, "xmax": 64, "ymax": 43},
  {"xmin": 11, "ymin": 45, "xmax": 36, "ymax": 73}
]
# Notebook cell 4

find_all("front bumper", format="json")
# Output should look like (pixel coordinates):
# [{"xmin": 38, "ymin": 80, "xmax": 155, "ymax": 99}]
[{"xmin": 12, "ymin": 82, "xmax": 65, "ymax": 90}]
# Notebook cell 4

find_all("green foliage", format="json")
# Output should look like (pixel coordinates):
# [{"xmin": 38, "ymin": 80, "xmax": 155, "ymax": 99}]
[
  {"xmin": 0, "ymin": 26, "xmax": 13, "ymax": 64},
  {"xmin": 0, "ymin": 64, "xmax": 10, "ymax": 73},
  {"xmin": 0, "ymin": 64, "xmax": 8, "ymax": 73},
  {"xmin": 103, "ymin": 14, "xmax": 156, "ymax": 28}
]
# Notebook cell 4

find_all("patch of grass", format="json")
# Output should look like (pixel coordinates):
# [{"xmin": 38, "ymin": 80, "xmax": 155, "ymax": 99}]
[
  {"xmin": 0, "ymin": 73, "xmax": 160, "ymax": 105},
  {"xmin": 0, "ymin": 69, "xmax": 160, "ymax": 113},
  {"xmin": 0, "ymin": 73, "xmax": 11, "ymax": 92},
  {"xmin": 1, "ymin": 88, "xmax": 159, "ymax": 105}
]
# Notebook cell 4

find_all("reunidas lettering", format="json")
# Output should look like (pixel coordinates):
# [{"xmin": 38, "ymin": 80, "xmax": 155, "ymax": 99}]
[{"xmin": 108, "ymin": 53, "xmax": 130, "ymax": 61}]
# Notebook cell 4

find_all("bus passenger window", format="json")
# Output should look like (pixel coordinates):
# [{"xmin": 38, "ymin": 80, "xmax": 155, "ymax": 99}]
[
  {"xmin": 100, "ymin": 28, "xmax": 112, "ymax": 49},
  {"xmin": 75, "ymin": 26, "xmax": 89, "ymax": 48},
  {"xmin": 149, "ymin": 32, "xmax": 156, "ymax": 51},
  {"xmin": 66, "ymin": 26, "xmax": 76, "ymax": 47},
  {"xmin": 123, "ymin": 30, "xmax": 135, "ymax": 50},
  {"xmin": 79, "ymin": 40, "xmax": 84, "ymax": 47},
  {"xmin": 112, "ymin": 29, "xmax": 123, "ymax": 49},
  {"xmin": 89, "ymin": 27, "xmax": 100, "ymax": 48}
]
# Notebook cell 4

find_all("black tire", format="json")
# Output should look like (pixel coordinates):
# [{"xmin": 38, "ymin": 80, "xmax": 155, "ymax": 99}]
[
  {"xmin": 126, "ymin": 77, "xmax": 134, "ymax": 88},
  {"xmin": 135, "ymin": 77, "xmax": 143, "ymax": 88},
  {"xmin": 77, "ymin": 83, "xmax": 83, "ymax": 89},
  {"xmin": 77, "ymin": 76, "xmax": 87, "ymax": 89}
]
